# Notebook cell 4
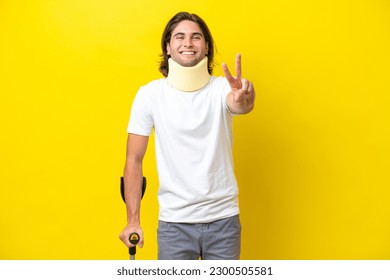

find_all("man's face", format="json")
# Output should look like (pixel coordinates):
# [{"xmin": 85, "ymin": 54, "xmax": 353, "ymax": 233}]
[{"xmin": 167, "ymin": 20, "xmax": 209, "ymax": 67}]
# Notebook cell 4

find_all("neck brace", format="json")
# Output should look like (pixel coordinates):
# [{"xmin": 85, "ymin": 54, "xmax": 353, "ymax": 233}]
[{"xmin": 167, "ymin": 57, "xmax": 211, "ymax": 92}]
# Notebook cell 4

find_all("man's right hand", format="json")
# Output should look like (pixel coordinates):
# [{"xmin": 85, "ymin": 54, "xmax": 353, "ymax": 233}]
[{"xmin": 119, "ymin": 224, "xmax": 144, "ymax": 249}]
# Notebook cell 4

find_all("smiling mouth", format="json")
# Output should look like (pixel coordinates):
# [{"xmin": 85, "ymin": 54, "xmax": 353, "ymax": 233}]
[{"xmin": 180, "ymin": 51, "xmax": 196, "ymax": 55}]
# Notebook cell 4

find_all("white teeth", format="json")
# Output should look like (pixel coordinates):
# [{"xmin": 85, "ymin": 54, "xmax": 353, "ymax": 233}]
[{"xmin": 181, "ymin": 52, "xmax": 195, "ymax": 55}]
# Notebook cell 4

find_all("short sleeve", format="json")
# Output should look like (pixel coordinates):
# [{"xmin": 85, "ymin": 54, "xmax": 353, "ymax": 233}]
[{"xmin": 127, "ymin": 86, "xmax": 154, "ymax": 136}]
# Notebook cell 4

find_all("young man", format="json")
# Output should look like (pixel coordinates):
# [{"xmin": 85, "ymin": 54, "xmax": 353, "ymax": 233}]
[{"xmin": 119, "ymin": 12, "xmax": 255, "ymax": 260}]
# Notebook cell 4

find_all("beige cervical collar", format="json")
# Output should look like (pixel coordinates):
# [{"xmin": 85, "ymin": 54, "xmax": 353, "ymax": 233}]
[{"xmin": 167, "ymin": 57, "xmax": 211, "ymax": 92}]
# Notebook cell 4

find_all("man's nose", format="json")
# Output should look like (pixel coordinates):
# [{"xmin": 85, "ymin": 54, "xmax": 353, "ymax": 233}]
[{"xmin": 183, "ymin": 36, "xmax": 193, "ymax": 47}]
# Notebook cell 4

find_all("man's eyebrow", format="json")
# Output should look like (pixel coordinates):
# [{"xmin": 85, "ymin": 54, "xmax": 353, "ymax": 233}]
[{"xmin": 172, "ymin": 32, "xmax": 204, "ymax": 37}]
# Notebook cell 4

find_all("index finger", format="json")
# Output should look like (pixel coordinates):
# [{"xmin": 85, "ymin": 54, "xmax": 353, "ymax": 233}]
[
  {"xmin": 222, "ymin": 62, "xmax": 235, "ymax": 85},
  {"xmin": 235, "ymin": 53, "xmax": 242, "ymax": 79}
]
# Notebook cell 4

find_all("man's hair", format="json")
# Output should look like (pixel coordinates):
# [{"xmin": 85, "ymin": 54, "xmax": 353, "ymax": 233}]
[{"xmin": 159, "ymin": 12, "xmax": 215, "ymax": 77}]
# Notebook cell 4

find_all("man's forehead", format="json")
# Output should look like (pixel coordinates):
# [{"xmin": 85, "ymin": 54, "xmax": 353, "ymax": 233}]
[{"xmin": 172, "ymin": 20, "xmax": 204, "ymax": 35}]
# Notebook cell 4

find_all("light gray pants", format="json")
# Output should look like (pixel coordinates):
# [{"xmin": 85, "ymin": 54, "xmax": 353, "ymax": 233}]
[{"xmin": 157, "ymin": 215, "xmax": 241, "ymax": 260}]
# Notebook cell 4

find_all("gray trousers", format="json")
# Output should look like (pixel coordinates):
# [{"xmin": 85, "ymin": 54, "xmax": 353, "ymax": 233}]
[{"xmin": 157, "ymin": 215, "xmax": 241, "ymax": 260}]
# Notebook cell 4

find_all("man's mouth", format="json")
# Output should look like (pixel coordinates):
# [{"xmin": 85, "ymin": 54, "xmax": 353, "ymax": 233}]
[{"xmin": 180, "ymin": 51, "xmax": 196, "ymax": 55}]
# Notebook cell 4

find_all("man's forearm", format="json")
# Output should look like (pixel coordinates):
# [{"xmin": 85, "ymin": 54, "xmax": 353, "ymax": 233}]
[{"xmin": 123, "ymin": 163, "xmax": 143, "ymax": 225}]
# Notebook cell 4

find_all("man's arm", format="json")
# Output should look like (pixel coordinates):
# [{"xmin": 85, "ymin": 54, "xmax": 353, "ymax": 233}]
[
  {"xmin": 119, "ymin": 133, "xmax": 149, "ymax": 249},
  {"xmin": 222, "ymin": 54, "xmax": 256, "ymax": 114}
]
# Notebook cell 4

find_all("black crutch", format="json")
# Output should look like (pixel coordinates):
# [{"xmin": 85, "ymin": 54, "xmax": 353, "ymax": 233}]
[
  {"xmin": 128, "ymin": 232, "xmax": 140, "ymax": 260},
  {"xmin": 120, "ymin": 176, "xmax": 147, "ymax": 260}
]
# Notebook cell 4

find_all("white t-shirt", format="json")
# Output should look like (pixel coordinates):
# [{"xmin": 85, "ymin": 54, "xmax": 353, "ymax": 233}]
[{"xmin": 128, "ymin": 76, "xmax": 239, "ymax": 223}]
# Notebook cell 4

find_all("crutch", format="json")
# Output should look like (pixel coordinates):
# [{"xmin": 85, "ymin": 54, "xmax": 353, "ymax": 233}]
[
  {"xmin": 128, "ymin": 232, "xmax": 140, "ymax": 260},
  {"xmin": 120, "ymin": 176, "xmax": 147, "ymax": 260}
]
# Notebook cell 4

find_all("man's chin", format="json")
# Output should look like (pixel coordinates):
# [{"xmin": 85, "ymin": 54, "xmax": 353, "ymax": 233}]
[
  {"xmin": 174, "ymin": 56, "xmax": 203, "ymax": 67},
  {"xmin": 179, "ymin": 60, "xmax": 201, "ymax": 67}
]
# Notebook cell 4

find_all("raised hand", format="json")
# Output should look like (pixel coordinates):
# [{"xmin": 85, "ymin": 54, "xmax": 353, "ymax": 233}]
[{"xmin": 222, "ymin": 54, "xmax": 255, "ymax": 114}]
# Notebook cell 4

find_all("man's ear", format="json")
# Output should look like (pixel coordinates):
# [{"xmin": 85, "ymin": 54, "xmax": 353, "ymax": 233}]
[{"xmin": 167, "ymin": 43, "xmax": 171, "ymax": 56}]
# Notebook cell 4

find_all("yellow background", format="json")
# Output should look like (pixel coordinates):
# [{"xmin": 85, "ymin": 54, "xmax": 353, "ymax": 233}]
[{"xmin": 1, "ymin": 0, "xmax": 389, "ymax": 259}]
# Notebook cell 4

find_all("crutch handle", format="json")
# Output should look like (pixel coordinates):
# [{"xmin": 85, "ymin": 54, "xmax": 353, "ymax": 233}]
[{"xmin": 129, "ymin": 232, "xmax": 140, "ymax": 257}]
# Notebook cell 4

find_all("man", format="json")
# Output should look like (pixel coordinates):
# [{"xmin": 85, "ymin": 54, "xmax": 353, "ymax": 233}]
[{"xmin": 119, "ymin": 11, "xmax": 255, "ymax": 260}]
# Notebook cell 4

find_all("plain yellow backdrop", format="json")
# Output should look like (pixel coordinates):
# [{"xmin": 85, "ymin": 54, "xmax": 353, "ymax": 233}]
[{"xmin": 1, "ymin": 0, "xmax": 389, "ymax": 259}]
